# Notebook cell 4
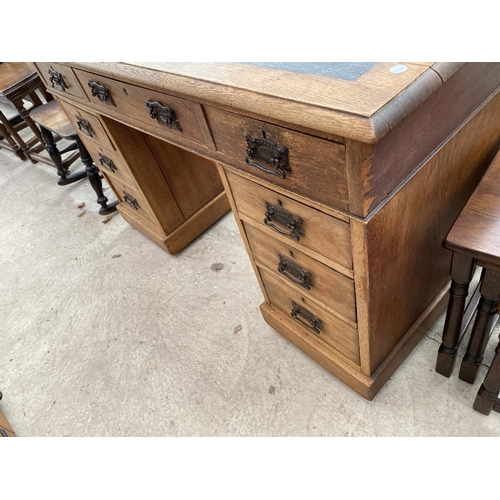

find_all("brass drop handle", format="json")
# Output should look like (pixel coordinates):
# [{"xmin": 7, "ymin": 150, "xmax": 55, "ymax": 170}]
[
  {"xmin": 48, "ymin": 67, "xmax": 68, "ymax": 92},
  {"xmin": 98, "ymin": 153, "xmax": 117, "ymax": 173},
  {"xmin": 290, "ymin": 302, "xmax": 323, "ymax": 335},
  {"xmin": 264, "ymin": 201, "xmax": 303, "ymax": 241},
  {"xmin": 278, "ymin": 255, "xmax": 312, "ymax": 290},
  {"xmin": 88, "ymin": 81, "xmax": 116, "ymax": 106},
  {"xmin": 245, "ymin": 131, "xmax": 290, "ymax": 179},
  {"xmin": 76, "ymin": 116, "xmax": 94, "ymax": 138},
  {"xmin": 146, "ymin": 100, "xmax": 182, "ymax": 131}
]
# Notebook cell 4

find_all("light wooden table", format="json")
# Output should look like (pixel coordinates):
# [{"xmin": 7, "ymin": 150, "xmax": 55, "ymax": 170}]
[{"xmin": 33, "ymin": 62, "xmax": 500, "ymax": 399}]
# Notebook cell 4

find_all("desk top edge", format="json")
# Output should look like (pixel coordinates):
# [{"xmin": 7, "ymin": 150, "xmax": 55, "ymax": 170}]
[{"xmin": 63, "ymin": 62, "xmax": 469, "ymax": 143}]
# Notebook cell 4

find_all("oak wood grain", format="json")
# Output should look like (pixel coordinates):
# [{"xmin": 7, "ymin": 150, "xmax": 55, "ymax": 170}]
[
  {"xmin": 145, "ymin": 135, "xmax": 223, "ymax": 220},
  {"xmin": 361, "ymin": 63, "xmax": 500, "ymax": 217},
  {"xmin": 58, "ymin": 100, "xmax": 115, "ymax": 151},
  {"xmin": 244, "ymin": 222, "xmax": 357, "ymax": 325},
  {"xmin": 227, "ymin": 171, "xmax": 353, "ymax": 271},
  {"xmin": 34, "ymin": 62, "xmax": 87, "ymax": 100},
  {"xmin": 204, "ymin": 105, "xmax": 348, "ymax": 211},
  {"xmin": 259, "ymin": 267, "xmax": 360, "ymax": 365},
  {"xmin": 361, "ymin": 90, "xmax": 500, "ymax": 375},
  {"xmin": 73, "ymin": 68, "xmax": 208, "ymax": 147}
]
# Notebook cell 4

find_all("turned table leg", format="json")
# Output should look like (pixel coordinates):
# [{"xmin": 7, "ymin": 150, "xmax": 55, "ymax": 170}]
[
  {"xmin": 473, "ymin": 339, "xmax": 500, "ymax": 415},
  {"xmin": 436, "ymin": 253, "xmax": 476, "ymax": 377},
  {"xmin": 459, "ymin": 268, "xmax": 500, "ymax": 383},
  {"xmin": 77, "ymin": 137, "xmax": 118, "ymax": 215}
]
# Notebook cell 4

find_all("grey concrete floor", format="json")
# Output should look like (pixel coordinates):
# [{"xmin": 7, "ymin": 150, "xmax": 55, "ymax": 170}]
[{"xmin": 1, "ymin": 123, "xmax": 500, "ymax": 437}]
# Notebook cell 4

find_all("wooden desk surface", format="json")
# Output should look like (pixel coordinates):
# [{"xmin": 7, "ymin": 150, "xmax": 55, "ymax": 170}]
[{"xmin": 69, "ymin": 62, "xmax": 470, "ymax": 143}]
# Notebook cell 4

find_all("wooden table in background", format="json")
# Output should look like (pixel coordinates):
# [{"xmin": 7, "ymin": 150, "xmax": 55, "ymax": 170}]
[{"xmin": 33, "ymin": 62, "xmax": 500, "ymax": 399}]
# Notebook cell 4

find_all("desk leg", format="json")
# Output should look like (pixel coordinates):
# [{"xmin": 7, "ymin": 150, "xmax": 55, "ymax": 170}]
[
  {"xmin": 77, "ymin": 138, "xmax": 118, "ymax": 215},
  {"xmin": 436, "ymin": 253, "xmax": 476, "ymax": 377},
  {"xmin": 459, "ymin": 269, "xmax": 500, "ymax": 383}
]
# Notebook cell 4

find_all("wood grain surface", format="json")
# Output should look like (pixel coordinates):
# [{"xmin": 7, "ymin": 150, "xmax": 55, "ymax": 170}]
[
  {"xmin": 444, "ymin": 149, "xmax": 500, "ymax": 265},
  {"xmin": 259, "ymin": 267, "xmax": 360, "ymax": 365},
  {"xmin": 356, "ymin": 90, "xmax": 500, "ymax": 375},
  {"xmin": 227, "ymin": 171, "xmax": 353, "ymax": 271},
  {"xmin": 244, "ymin": 223, "xmax": 357, "ymax": 325},
  {"xmin": 204, "ymin": 105, "xmax": 348, "ymax": 211}
]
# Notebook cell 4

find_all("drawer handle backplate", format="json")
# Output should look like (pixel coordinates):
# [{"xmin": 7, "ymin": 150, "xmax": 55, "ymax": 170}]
[
  {"xmin": 264, "ymin": 201, "xmax": 302, "ymax": 241},
  {"xmin": 76, "ymin": 116, "xmax": 94, "ymax": 138},
  {"xmin": 291, "ymin": 301, "xmax": 323, "ymax": 334},
  {"xmin": 278, "ymin": 254, "xmax": 312, "ymax": 290},
  {"xmin": 48, "ymin": 67, "xmax": 68, "ymax": 92},
  {"xmin": 98, "ymin": 153, "xmax": 117, "ymax": 173},
  {"xmin": 245, "ymin": 131, "xmax": 290, "ymax": 179},
  {"xmin": 146, "ymin": 100, "xmax": 182, "ymax": 131},
  {"xmin": 88, "ymin": 81, "xmax": 116, "ymax": 106},
  {"xmin": 123, "ymin": 191, "xmax": 139, "ymax": 210}
]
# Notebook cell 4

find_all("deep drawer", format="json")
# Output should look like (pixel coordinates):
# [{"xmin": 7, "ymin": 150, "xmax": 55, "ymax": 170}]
[
  {"xmin": 73, "ymin": 69, "xmax": 208, "ymax": 147},
  {"xmin": 227, "ymin": 171, "xmax": 352, "ymax": 271},
  {"xmin": 35, "ymin": 62, "xmax": 87, "ymax": 100},
  {"xmin": 244, "ymin": 223, "xmax": 356, "ymax": 324},
  {"xmin": 260, "ymin": 267, "xmax": 359, "ymax": 365},
  {"xmin": 205, "ymin": 105, "xmax": 348, "ymax": 211},
  {"xmin": 58, "ymin": 100, "xmax": 115, "ymax": 151}
]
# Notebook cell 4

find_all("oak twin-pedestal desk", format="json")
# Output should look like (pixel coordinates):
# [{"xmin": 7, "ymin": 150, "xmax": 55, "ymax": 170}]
[{"xmin": 33, "ymin": 62, "xmax": 500, "ymax": 399}]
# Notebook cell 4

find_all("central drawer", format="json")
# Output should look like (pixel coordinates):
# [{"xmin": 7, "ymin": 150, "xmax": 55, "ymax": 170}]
[{"xmin": 205, "ymin": 105, "xmax": 348, "ymax": 211}]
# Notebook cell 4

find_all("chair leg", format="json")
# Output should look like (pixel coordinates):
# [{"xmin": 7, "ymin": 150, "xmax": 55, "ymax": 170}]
[
  {"xmin": 77, "ymin": 138, "xmax": 118, "ymax": 215},
  {"xmin": 473, "ymin": 340, "xmax": 500, "ymax": 415},
  {"xmin": 436, "ymin": 253, "xmax": 476, "ymax": 377},
  {"xmin": 0, "ymin": 109, "xmax": 28, "ymax": 160},
  {"xmin": 39, "ymin": 126, "xmax": 87, "ymax": 185},
  {"xmin": 11, "ymin": 96, "xmax": 44, "ymax": 164},
  {"xmin": 459, "ymin": 269, "xmax": 500, "ymax": 383}
]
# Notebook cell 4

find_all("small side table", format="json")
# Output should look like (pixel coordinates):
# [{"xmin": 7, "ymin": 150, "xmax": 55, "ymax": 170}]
[{"xmin": 437, "ymin": 148, "xmax": 500, "ymax": 416}]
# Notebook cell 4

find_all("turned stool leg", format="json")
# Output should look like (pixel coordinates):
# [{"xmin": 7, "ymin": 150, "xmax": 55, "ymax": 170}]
[
  {"xmin": 76, "ymin": 137, "xmax": 118, "ymax": 215},
  {"xmin": 473, "ymin": 339, "xmax": 500, "ymax": 415},
  {"xmin": 459, "ymin": 268, "xmax": 500, "ymax": 383},
  {"xmin": 437, "ymin": 253, "xmax": 476, "ymax": 377}
]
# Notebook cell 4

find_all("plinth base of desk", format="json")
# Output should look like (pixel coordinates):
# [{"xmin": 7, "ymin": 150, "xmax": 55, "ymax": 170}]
[
  {"xmin": 118, "ymin": 191, "xmax": 230, "ymax": 255},
  {"xmin": 260, "ymin": 282, "xmax": 449, "ymax": 400}
]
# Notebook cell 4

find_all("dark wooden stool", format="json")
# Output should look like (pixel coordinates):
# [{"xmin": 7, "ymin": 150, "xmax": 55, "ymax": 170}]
[
  {"xmin": 0, "ymin": 62, "xmax": 54, "ymax": 164},
  {"xmin": 437, "ymin": 148, "xmax": 500, "ymax": 416},
  {"xmin": 30, "ymin": 100, "xmax": 118, "ymax": 215}
]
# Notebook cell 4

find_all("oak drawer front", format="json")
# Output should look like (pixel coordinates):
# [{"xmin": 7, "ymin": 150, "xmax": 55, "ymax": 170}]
[
  {"xmin": 108, "ymin": 177, "xmax": 157, "ymax": 223},
  {"xmin": 58, "ymin": 100, "xmax": 115, "ymax": 151},
  {"xmin": 205, "ymin": 106, "xmax": 348, "ymax": 211},
  {"xmin": 73, "ymin": 69, "xmax": 207, "ymax": 146},
  {"xmin": 227, "ymin": 171, "xmax": 352, "ymax": 270},
  {"xmin": 83, "ymin": 140, "xmax": 135, "ymax": 185},
  {"xmin": 260, "ymin": 268, "xmax": 360, "ymax": 365},
  {"xmin": 35, "ymin": 63, "xmax": 87, "ymax": 99},
  {"xmin": 244, "ymin": 223, "xmax": 356, "ymax": 324}
]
